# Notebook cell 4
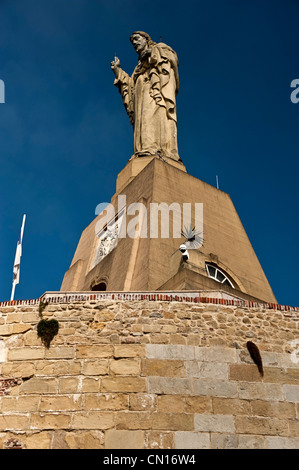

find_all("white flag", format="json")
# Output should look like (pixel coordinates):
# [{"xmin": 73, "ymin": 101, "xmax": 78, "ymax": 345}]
[{"xmin": 11, "ymin": 215, "xmax": 26, "ymax": 299}]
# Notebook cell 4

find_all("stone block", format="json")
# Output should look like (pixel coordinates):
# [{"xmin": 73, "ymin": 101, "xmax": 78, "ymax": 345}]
[
  {"xmin": 20, "ymin": 377, "xmax": 58, "ymax": 395},
  {"xmin": 35, "ymin": 359, "xmax": 81, "ymax": 376},
  {"xmin": 145, "ymin": 430, "xmax": 174, "ymax": 449},
  {"xmin": 284, "ymin": 385, "xmax": 299, "ymax": 402},
  {"xmin": 238, "ymin": 382, "xmax": 283, "ymax": 400},
  {"xmin": 130, "ymin": 394, "xmax": 156, "ymax": 411},
  {"xmin": 148, "ymin": 377, "xmax": 192, "ymax": 395},
  {"xmin": 64, "ymin": 430, "xmax": 104, "ymax": 449},
  {"xmin": 76, "ymin": 345, "xmax": 113, "ymax": 358},
  {"xmin": 265, "ymin": 437, "xmax": 299, "ymax": 449},
  {"xmin": 116, "ymin": 411, "xmax": 152, "ymax": 430},
  {"xmin": 0, "ymin": 341, "xmax": 6, "ymax": 363},
  {"xmin": 24, "ymin": 330, "xmax": 43, "ymax": 346},
  {"xmin": 157, "ymin": 395, "xmax": 184, "ymax": 413},
  {"xmin": 101, "ymin": 376, "xmax": 146, "ymax": 393},
  {"xmin": 211, "ymin": 433, "xmax": 264, "ymax": 449},
  {"xmin": 81, "ymin": 377, "xmax": 100, "ymax": 393},
  {"xmin": 58, "ymin": 377, "xmax": 80, "ymax": 393},
  {"xmin": 59, "ymin": 328, "xmax": 76, "ymax": 335},
  {"xmin": 194, "ymin": 414, "xmax": 234, "ymax": 433},
  {"xmin": 263, "ymin": 368, "xmax": 299, "ymax": 385},
  {"xmin": 168, "ymin": 334, "xmax": 187, "ymax": 345},
  {"xmin": 151, "ymin": 412, "xmax": 194, "ymax": 431},
  {"xmin": 1, "ymin": 362, "xmax": 35, "ymax": 378},
  {"xmin": 235, "ymin": 416, "xmax": 289, "ymax": 436},
  {"xmin": 12, "ymin": 324, "xmax": 32, "ymax": 334},
  {"xmin": 22, "ymin": 313, "xmax": 39, "ymax": 323},
  {"xmin": 212, "ymin": 398, "xmax": 251, "ymax": 415},
  {"xmin": 149, "ymin": 333, "xmax": 171, "ymax": 344},
  {"xmin": 174, "ymin": 431, "xmax": 210, "ymax": 449},
  {"xmin": 249, "ymin": 351, "xmax": 280, "ymax": 367},
  {"xmin": 82, "ymin": 360, "xmax": 109, "ymax": 376},
  {"xmin": 285, "ymin": 368, "xmax": 299, "ymax": 384},
  {"xmin": 186, "ymin": 361, "xmax": 228, "ymax": 380},
  {"xmin": 184, "ymin": 396, "xmax": 213, "ymax": 414},
  {"xmin": 94, "ymin": 310, "xmax": 115, "ymax": 322},
  {"xmin": 289, "ymin": 419, "xmax": 299, "ymax": 436},
  {"xmin": 110, "ymin": 358, "xmax": 140, "ymax": 375},
  {"xmin": 105, "ymin": 430, "xmax": 144, "ymax": 449},
  {"xmin": 146, "ymin": 344, "xmax": 194, "ymax": 360},
  {"xmin": 72, "ymin": 412, "xmax": 115, "ymax": 430},
  {"xmin": 8, "ymin": 348, "xmax": 44, "ymax": 361},
  {"xmin": 50, "ymin": 430, "xmax": 70, "ymax": 449},
  {"xmin": 45, "ymin": 347, "xmax": 75, "ymax": 359},
  {"xmin": 210, "ymin": 433, "xmax": 238, "ymax": 449},
  {"xmin": 141, "ymin": 359, "xmax": 185, "ymax": 377},
  {"xmin": 85, "ymin": 394, "xmax": 128, "ymax": 411},
  {"xmin": 250, "ymin": 400, "xmax": 296, "ymax": 419},
  {"xmin": 0, "ymin": 414, "xmax": 29, "ymax": 431},
  {"xmin": 1, "ymin": 396, "xmax": 40, "ymax": 412},
  {"xmin": 161, "ymin": 325, "xmax": 177, "ymax": 334},
  {"xmin": 25, "ymin": 431, "xmax": 52, "ymax": 449},
  {"xmin": 193, "ymin": 379, "xmax": 238, "ymax": 398},
  {"xmin": 143, "ymin": 325, "xmax": 161, "ymax": 333},
  {"xmin": 280, "ymin": 353, "xmax": 299, "ymax": 369},
  {"xmin": 30, "ymin": 413, "xmax": 71, "ymax": 430},
  {"xmin": 195, "ymin": 346, "xmax": 237, "ymax": 363},
  {"xmin": 6, "ymin": 313, "xmax": 22, "ymax": 323},
  {"xmin": 39, "ymin": 395, "xmax": 83, "ymax": 412},
  {"xmin": 0, "ymin": 325, "xmax": 13, "ymax": 336},
  {"xmin": 229, "ymin": 364, "xmax": 262, "ymax": 382}
]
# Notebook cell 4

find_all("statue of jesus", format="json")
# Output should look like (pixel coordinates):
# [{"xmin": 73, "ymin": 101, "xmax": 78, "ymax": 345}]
[{"xmin": 111, "ymin": 32, "xmax": 181, "ymax": 162}]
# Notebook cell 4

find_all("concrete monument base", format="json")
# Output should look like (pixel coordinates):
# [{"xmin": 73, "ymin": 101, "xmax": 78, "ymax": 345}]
[{"xmin": 61, "ymin": 156, "xmax": 276, "ymax": 304}]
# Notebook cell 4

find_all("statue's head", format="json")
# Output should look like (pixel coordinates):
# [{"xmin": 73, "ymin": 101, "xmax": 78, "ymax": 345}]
[{"xmin": 130, "ymin": 31, "xmax": 156, "ymax": 53}]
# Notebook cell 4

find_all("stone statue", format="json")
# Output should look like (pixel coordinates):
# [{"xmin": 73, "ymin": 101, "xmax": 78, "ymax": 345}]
[{"xmin": 111, "ymin": 31, "xmax": 181, "ymax": 162}]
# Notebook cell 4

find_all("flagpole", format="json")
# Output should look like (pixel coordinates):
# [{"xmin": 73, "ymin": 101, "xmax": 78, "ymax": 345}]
[
  {"xmin": 11, "ymin": 214, "xmax": 26, "ymax": 301},
  {"xmin": 10, "ymin": 282, "xmax": 16, "ymax": 302},
  {"xmin": 20, "ymin": 214, "xmax": 26, "ymax": 241}
]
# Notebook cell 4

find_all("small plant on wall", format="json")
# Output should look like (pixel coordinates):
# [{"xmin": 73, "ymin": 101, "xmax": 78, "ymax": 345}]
[{"xmin": 37, "ymin": 300, "xmax": 59, "ymax": 348}]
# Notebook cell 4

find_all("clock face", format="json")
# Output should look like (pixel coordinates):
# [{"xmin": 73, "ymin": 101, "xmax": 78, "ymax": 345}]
[{"xmin": 92, "ymin": 210, "xmax": 125, "ymax": 268}]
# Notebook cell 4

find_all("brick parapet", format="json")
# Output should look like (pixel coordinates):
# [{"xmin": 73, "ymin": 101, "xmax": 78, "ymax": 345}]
[{"xmin": 0, "ymin": 291, "xmax": 298, "ymax": 311}]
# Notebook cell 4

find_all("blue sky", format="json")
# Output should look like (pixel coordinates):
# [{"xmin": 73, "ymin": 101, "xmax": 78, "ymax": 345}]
[{"xmin": 0, "ymin": 0, "xmax": 298, "ymax": 306}]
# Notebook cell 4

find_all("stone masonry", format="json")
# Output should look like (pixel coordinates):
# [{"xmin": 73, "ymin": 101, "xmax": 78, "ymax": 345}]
[{"xmin": 0, "ymin": 296, "xmax": 298, "ymax": 449}]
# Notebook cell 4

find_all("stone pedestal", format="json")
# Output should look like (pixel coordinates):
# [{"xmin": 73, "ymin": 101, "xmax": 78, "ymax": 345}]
[
  {"xmin": 115, "ymin": 155, "xmax": 186, "ymax": 194},
  {"xmin": 61, "ymin": 156, "xmax": 276, "ymax": 303}
]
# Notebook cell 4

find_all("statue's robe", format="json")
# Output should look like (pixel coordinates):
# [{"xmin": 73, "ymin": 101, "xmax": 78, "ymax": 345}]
[{"xmin": 114, "ymin": 43, "xmax": 180, "ymax": 161}]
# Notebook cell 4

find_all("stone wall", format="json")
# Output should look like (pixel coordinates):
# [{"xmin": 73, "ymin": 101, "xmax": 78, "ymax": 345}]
[{"xmin": 0, "ymin": 297, "xmax": 298, "ymax": 449}]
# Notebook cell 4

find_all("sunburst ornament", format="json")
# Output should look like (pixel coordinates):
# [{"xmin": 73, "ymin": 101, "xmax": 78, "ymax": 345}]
[{"xmin": 182, "ymin": 225, "xmax": 204, "ymax": 250}]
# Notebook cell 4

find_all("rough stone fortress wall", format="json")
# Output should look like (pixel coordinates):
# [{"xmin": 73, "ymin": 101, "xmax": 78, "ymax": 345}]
[{"xmin": 0, "ymin": 293, "xmax": 298, "ymax": 449}]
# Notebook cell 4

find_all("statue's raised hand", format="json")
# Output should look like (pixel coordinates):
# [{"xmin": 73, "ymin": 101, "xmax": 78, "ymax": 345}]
[{"xmin": 111, "ymin": 57, "xmax": 121, "ymax": 78}]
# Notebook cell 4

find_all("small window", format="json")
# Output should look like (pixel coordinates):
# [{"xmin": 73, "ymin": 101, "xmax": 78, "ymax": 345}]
[
  {"xmin": 205, "ymin": 263, "xmax": 235, "ymax": 288},
  {"xmin": 207, "ymin": 265, "xmax": 216, "ymax": 277},
  {"xmin": 92, "ymin": 282, "xmax": 107, "ymax": 291},
  {"xmin": 216, "ymin": 271, "xmax": 225, "ymax": 282}
]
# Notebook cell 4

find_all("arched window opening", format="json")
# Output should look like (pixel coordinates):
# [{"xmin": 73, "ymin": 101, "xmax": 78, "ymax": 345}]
[
  {"xmin": 92, "ymin": 282, "xmax": 107, "ymax": 291},
  {"xmin": 205, "ymin": 263, "xmax": 235, "ymax": 288}
]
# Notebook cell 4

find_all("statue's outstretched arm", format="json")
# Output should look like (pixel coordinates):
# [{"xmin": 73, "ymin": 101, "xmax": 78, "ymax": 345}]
[
  {"xmin": 111, "ymin": 57, "xmax": 134, "ymax": 126},
  {"xmin": 111, "ymin": 57, "xmax": 121, "ymax": 79}
]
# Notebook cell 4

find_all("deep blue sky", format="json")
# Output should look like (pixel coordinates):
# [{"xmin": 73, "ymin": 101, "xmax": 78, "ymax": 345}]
[{"xmin": 0, "ymin": 0, "xmax": 298, "ymax": 306}]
